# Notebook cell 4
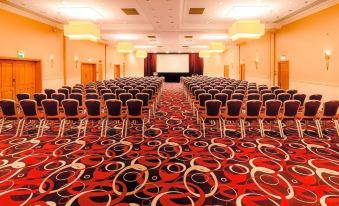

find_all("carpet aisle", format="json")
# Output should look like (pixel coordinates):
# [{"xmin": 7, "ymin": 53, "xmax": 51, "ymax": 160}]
[{"xmin": 0, "ymin": 83, "xmax": 338, "ymax": 205}]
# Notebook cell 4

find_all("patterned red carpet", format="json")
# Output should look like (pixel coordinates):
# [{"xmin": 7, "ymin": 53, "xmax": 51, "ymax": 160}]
[{"xmin": 0, "ymin": 83, "xmax": 338, "ymax": 206}]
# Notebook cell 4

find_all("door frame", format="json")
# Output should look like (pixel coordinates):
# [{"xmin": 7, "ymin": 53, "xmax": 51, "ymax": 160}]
[
  {"xmin": 81, "ymin": 62, "xmax": 97, "ymax": 84},
  {"xmin": 0, "ymin": 57, "xmax": 42, "ymax": 93}
]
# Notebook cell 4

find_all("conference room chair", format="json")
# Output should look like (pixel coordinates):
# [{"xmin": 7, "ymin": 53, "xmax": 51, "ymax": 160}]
[
  {"xmin": 309, "ymin": 94, "xmax": 323, "ymax": 101},
  {"xmin": 293, "ymin": 93, "xmax": 307, "ymax": 106},
  {"xmin": 296, "ymin": 100, "xmax": 322, "ymax": 138},
  {"xmin": 130, "ymin": 83, "xmax": 137, "ymax": 88},
  {"xmin": 231, "ymin": 93, "xmax": 245, "ymax": 101},
  {"xmin": 260, "ymin": 89, "xmax": 272, "ymax": 96},
  {"xmin": 221, "ymin": 89, "xmax": 233, "ymax": 100},
  {"xmin": 208, "ymin": 89, "xmax": 219, "ymax": 99},
  {"xmin": 70, "ymin": 93, "xmax": 84, "ymax": 110},
  {"xmin": 258, "ymin": 86, "xmax": 269, "ymax": 92},
  {"xmin": 115, "ymin": 89, "xmax": 127, "ymax": 97},
  {"xmin": 287, "ymin": 89, "xmax": 298, "ymax": 97},
  {"xmin": 19, "ymin": 99, "xmax": 44, "ymax": 137},
  {"xmin": 33, "ymin": 93, "xmax": 47, "ymax": 109},
  {"xmin": 125, "ymin": 99, "xmax": 145, "ymax": 137},
  {"xmin": 103, "ymin": 93, "xmax": 116, "ymax": 101},
  {"xmin": 62, "ymin": 86, "xmax": 72, "ymax": 93},
  {"xmin": 51, "ymin": 93, "xmax": 66, "ymax": 106},
  {"xmin": 0, "ymin": 99, "xmax": 23, "ymax": 136},
  {"xmin": 86, "ymin": 93, "xmax": 99, "ymax": 100},
  {"xmin": 270, "ymin": 86, "xmax": 280, "ymax": 93},
  {"xmin": 195, "ymin": 93, "xmax": 212, "ymax": 123},
  {"xmin": 203, "ymin": 86, "xmax": 213, "ymax": 91},
  {"xmin": 214, "ymin": 93, "xmax": 228, "ymax": 112},
  {"xmin": 222, "ymin": 100, "xmax": 243, "ymax": 137},
  {"xmin": 147, "ymin": 85, "xmax": 159, "ymax": 104},
  {"xmin": 123, "ymin": 86, "xmax": 133, "ymax": 92},
  {"xmin": 142, "ymin": 88, "xmax": 157, "ymax": 110},
  {"xmin": 100, "ymin": 89, "xmax": 111, "ymax": 96},
  {"xmin": 215, "ymin": 86, "xmax": 224, "ymax": 92},
  {"xmin": 83, "ymin": 99, "xmax": 106, "ymax": 137},
  {"xmin": 71, "ymin": 88, "xmax": 82, "ymax": 94},
  {"xmin": 17, "ymin": 93, "xmax": 30, "ymax": 101},
  {"xmin": 274, "ymin": 89, "xmax": 285, "ymax": 96},
  {"xmin": 318, "ymin": 100, "xmax": 339, "ymax": 137},
  {"xmin": 44, "ymin": 89, "xmax": 56, "ymax": 99},
  {"xmin": 85, "ymin": 88, "xmax": 97, "ymax": 94},
  {"xmin": 200, "ymin": 100, "xmax": 222, "ymax": 137},
  {"xmin": 128, "ymin": 89, "xmax": 140, "ymax": 98},
  {"xmin": 41, "ymin": 99, "xmax": 64, "ymax": 137},
  {"xmin": 58, "ymin": 88, "xmax": 69, "ymax": 99},
  {"xmin": 259, "ymin": 100, "xmax": 283, "ymax": 137},
  {"xmin": 277, "ymin": 93, "xmax": 292, "ymax": 103},
  {"xmin": 136, "ymin": 93, "xmax": 153, "ymax": 121},
  {"xmin": 262, "ymin": 93, "xmax": 276, "ymax": 105},
  {"xmin": 226, "ymin": 86, "xmax": 235, "ymax": 91},
  {"xmin": 278, "ymin": 100, "xmax": 302, "ymax": 137},
  {"xmin": 119, "ymin": 93, "xmax": 133, "ymax": 110},
  {"xmin": 241, "ymin": 100, "xmax": 263, "ymax": 137},
  {"xmin": 191, "ymin": 89, "xmax": 205, "ymax": 110},
  {"xmin": 60, "ymin": 99, "xmax": 86, "ymax": 137},
  {"xmin": 248, "ymin": 93, "xmax": 260, "ymax": 100},
  {"xmin": 247, "ymin": 89, "xmax": 259, "ymax": 95},
  {"xmin": 135, "ymin": 86, "xmax": 145, "ymax": 92}
]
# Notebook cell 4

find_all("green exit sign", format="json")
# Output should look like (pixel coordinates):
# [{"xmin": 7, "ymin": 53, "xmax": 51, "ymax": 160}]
[{"xmin": 17, "ymin": 51, "xmax": 25, "ymax": 58}]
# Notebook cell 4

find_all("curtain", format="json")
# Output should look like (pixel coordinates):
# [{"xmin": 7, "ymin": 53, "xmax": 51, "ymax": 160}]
[
  {"xmin": 189, "ymin": 53, "xmax": 204, "ymax": 75},
  {"xmin": 144, "ymin": 53, "xmax": 157, "ymax": 76}
]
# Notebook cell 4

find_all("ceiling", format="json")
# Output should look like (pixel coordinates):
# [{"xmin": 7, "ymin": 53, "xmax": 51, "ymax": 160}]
[{"xmin": 4, "ymin": 0, "xmax": 331, "ymax": 52}]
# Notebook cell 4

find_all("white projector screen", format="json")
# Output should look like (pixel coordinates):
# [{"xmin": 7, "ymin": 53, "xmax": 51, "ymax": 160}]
[{"xmin": 156, "ymin": 54, "xmax": 189, "ymax": 73}]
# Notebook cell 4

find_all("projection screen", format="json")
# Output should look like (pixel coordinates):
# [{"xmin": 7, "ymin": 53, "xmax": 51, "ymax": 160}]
[{"xmin": 156, "ymin": 54, "xmax": 189, "ymax": 73}]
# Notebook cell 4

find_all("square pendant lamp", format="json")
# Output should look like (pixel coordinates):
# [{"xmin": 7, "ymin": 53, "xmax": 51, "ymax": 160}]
[
  {"xmin": 64, "ymin": 21, "xmax": 100, "ymax": 41},
  {"xmin": 228, "ymin": 20, "xmax": 265, "ymax": 41},
  {"xmin": 117, "ymin": 42, "xmax": 134, "ymax": 53},
  {"xmin": 136, "ymin": 50, "xmax": 147, "ymax": 58}
]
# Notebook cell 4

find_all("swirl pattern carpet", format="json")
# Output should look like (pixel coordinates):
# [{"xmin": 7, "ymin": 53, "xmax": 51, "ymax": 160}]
[{"xmin": 0, "ymin": 83, "xmax": 338, "ymax": 206}]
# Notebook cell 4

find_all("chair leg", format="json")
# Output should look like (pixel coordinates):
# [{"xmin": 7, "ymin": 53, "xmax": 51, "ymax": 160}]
[
  {"xmin": 295, "ymin": 120, "xmax": 302, "ymax": 138},
  {"xmin": 142, "ymin": 118, "xmax": 145, "ymax": 138},
  {"xmin": 315, "ymin": 119, "xmax": 323, "ymax": 138},
  {"xmin": 297, "ymin": 120, "xmax": 304, "ymax": 138},
  {"xmin": 277, "ymin": 119, "xmax": 284, "ymax": 138},
  {"xmin": 104, "ymin": 119, "xmax": 109, "ymax": 137},
  {"xmin": 61, "ymin": 119, "xmax": 66, "ymax": 137},
  {"xmin": 334, "ymin": 119, "xmax": 339, "ymax": 136},
  {"xmin": 19, "ymin": 119, "xmax": 26, "ymax": 137},
  {"xmin": 37, "ymin": 120, "xmax": 44, "ymax": 137},
  {"xmin": 14, "ymin": 119, "xmax": 22, "ymax": 137},
  {"xmin": 222, "ymin": 119, "xmax": 226, "ymax": 137},
  {"xmin": 219, "ymin": 119, "xmax": 223, "ymax": 138},
  {"xmin": 0, "ymin": 118, "xmax": 5, "ymax": 134},
  {"xmin": 125, "ymin": 119, "xmax": 128, "ymax": 137},
  {"xmin": 259, "ymin": 119, "xmax": 265, "ymax": 137},
  {"xmin": 57, "ymin": 120, "xmax": 64, "ymax": 137},
  {"xmin": 121, "ymin": 119, "xmax": 125, "ymax": 138},
  {"xmin": 100, "ymin": 119, "xmax": 105, "ymax": 137},
  {"xmin": 202, "ymin": 119, "xmax": 206, "ymax": 137},
  {"xmin": 240, "ymin": 119, "xmax": 245, "ymax": 138},
  {"xmin": 81, "ymin": 119, "xmax": 87, "ymax": 137}
]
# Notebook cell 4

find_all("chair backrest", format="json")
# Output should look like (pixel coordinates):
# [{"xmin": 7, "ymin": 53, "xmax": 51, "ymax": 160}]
[
  {"xmin": 0, "ymin": 99, "xmax": 17, "ymax": 116},
  {"xmin": 226, "ymin": 100, "xmax": 243, "ymax": 116},
  {"xmin": 85, "ymin": 99, "xmax": 101, "ymax": 116},
  {"xmin": 323, "ymin": 101, "xmax": 339, "ymax": 117},
  {"xmin": 109, "ymin": 86, "xmax": 120, "ymax": 94},
  {"xmin": 265, "ymin": 100, "xmax": 282, "ymax": 116},
  {"xmin": 309, "ymin": 94, "xmax": 322, "ymax": 101},
  {"xmin": 42, "ymin": 99, "xmax": 59, "ymax": 117},
  {"xmin": 57, "ymin": 88, "xmax": 69, "ymax": 98},
  {"xmin": 103, "ymin": 93, "xmax": 116, "ymax": 101},
  {"xmin": 208, "ymin": 89, "xmax": 219, "ymax": 98},
  {"xmin": 215, "ymin": 86, "xmax": 224, "ymax": 92},
  {"xmin": 62, "ymin": 86, "xmax": 72, "ymax": 93},
  {"xmin": 128, "ymin": 89, "xmax": 140, "ymax": 98},
  {"xmin": 85, "ymin": 88, "xmax": 97, "ymax": 94},
  {"xmin": 119, "ymin": 93, "xmax": 133, "ymax": 106},
  {"xmin": 136, "ymin": 93, "xmax": 150, "ymax": 107},
  {"xmin": 274, "ymin": 89, "xmax": 285, "ymax": 96},
  {"xmin": 86, "ymin": 93, "xmax": 99, "ymax": 100},
  {"xmin": 141, "ymin": 89, "xmax": 153, "ymax": 100},
  {"xmin": 51, "ymin": 93, "xmax": 66, "ymax": 105},
  {"xmin": 17, "ymin": 93, "xmax": 30, "ymax": 101},
  {"xmin": 19, "ymin": 99, "xmax": 38, "ymax": 116},
  {"xmin": 198, "ymin": 93, "xmax": 212, "ymax": 107},
  {"xmin": 214, "ymin": 93, "xmax": 227, "ymax": 107},
  {"xmin": 247, "ymin": 90, "xmax": 259, "ymax": 95},
  {"xmin": 44, "ymin": 89, "xmax": 56, "ymax": 99},
  {"xmin": 62, "ymin": 99, "xmax": 79, "ymax": 116},
  {"xmin": 106, "ymin": 99, "xmax": 123, "ymax": 116},
  {"xmin": 71, "ymin": 88, "xmax": 82, "ymax": 94},
  {"xmin": 126, "ymin": 99, "xmax": 143, "ymax": 116},
  {"xmin": 203, "ymin": 86, "xmax": 213, "ymax": 91},
  {"xmin": 194, "ymin": 89, "xmax": 206, "ymax": 100},
  {"xmin": 221, "ymin": 89, "xmax": 233, "ymax": 100},
  {"xmin": 262, "ymin": 93, "xmax": 276, "ymax": 104},
  {"xmin": 234, "ymin": 89, "xmax": 245, "ymax": 94},
  {"xmin": 136, "ymin": 86, "xmax": 145, "ymax": 91},
  {"xmin": 277, "ymin": 93, "xmax": 291, "ymax": 103},
  {"xmin": 286, "ymin": 90, "xmax": 298, "ymax": 97},
  {"xmin": 205, "ymin": 100, "xmax": 221, "ymax": 116},
  {"xmin": 271, "ymin": 86, "xmax": 280, "ymax": 93},
  {"xmin": 123, "ymin": 86, "xmax": 133, "ymax": 91},
  {"xmin": 33, "ymin": 93, "xmax": 47, "ymax": 106},
  {"xmin": 115, "ymin": 89, "xmax": 127, "ymax": 97},
  {"xmin": 293, "ymin": 94, "xmax": 307, "ymax": 105},
  {"xmin": 245, "ymin": 100, "xmax": 262, "ymax": 116},
  {"xmin": 70, "ymin": 93, "xmax": 83, "ymax": 106},
  {"xmin": 303, "ymin": 100, "xmax": 321, "ymax": 116},
  {"xmin": 248, "ymin": 93, "xmax": 260, "ymax": 100},
  {"xmin": 283, "ymin": 100, "xmax": 300, "ymax": 117},
  {"xmin": 260, "ymin": 89, "xmax": 272, "ymax": 96},
  {"xmin": 100, "ymin": 89, "xmax": 111, "ymax": 96},
  {"xmin": 231, "ymin": 93, "xmax": 244, "ymax": 101}
]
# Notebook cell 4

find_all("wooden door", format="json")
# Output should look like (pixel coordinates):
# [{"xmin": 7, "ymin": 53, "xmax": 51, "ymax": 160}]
[
  {"xmin": 98, "ymin": 63, "xmax": 103, "ymax": 81},
  {"xmin": 278, "ymin": 61, "xmax": 289, "ymax": 90},
  {"xmin": 81, "ymin": 63, "xmax": 96, "ymax": 84},
  {"xmin": 240, "ymin": 64, "xmax": 245, "ymax": 80},
  {"xmin": 224, "ymin": 65, "xmax": 229, "ymax": 78},
  {"xmin": 0, "ymin": 62, "xmax": 15, "ymax": 99},
  {"xmin": 114, "ymin": 64, "xmax": 120, "ymax": 79},
  {"xmin": 14, "ymin": 62, "xmax": 36, "ymax": 95}
]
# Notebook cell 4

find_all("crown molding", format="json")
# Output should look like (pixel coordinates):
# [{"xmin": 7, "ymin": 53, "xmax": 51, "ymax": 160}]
[{"xmin": 0, "ymin": 0, "xmax": 63, "ymax": 29}]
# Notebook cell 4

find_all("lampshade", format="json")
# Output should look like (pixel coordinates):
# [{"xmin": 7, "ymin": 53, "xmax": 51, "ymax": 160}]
[
  {"xmin": 199, "ymin": 50, "xmax": 210, "ymax": 58},
  {"xmin": 117, "ymin": 42, "xmax": 133, "ymax": 53},
  {"xmin": 228, "ymin": 20, "xmax": 265, "ymax": 41},
  {"xmin": 208, "ymin": 42, "xmax": 225, "ymax": 53},
  {"xmin": 64, "ymin": 21, "xmax": 100, "ymax": 41},
  {"xmin": 136, "ymin": 50, "xmax": 147, "ymax": 58}
]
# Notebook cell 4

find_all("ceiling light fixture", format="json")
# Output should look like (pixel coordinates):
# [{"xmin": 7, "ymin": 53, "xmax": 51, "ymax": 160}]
[
  {"xmin": 64, "ymin": 21, "xmax": 100, "ymax": 41},
  {"xmin": 59, "ymin": 7, "xmax": 103, "ymax": 20},
  {"xmin": 208, "ymin": 42, "xmax": 225, "ymax": 53},
  {"xmin": 112, "ymin": 34, "xmax": 140, "ymax": 40},
  {"xmin": 199, "ymin": 50, "xmax": 210, "ymax": 58},
  {"xmin": 117, "ymin": 42, "xmax": 134, "ymax": 53},
  {"xmin": 226, "ymin": 6, "xmax": 270, "ymax": 19},
  {"xmin": 201, "ymin": 34, "xmax": 228, "ymax": 40},
  {"xmin": 228, "ymin": 20, "xmax": 265, "ymax": 41},
  {"xmin": 136, "ymin": 50, "xmax": 147, "ymax": 58}
]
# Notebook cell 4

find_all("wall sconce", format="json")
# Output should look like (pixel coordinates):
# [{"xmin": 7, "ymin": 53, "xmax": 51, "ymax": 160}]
[
  {"xmin": 325, "ymin": 50, "xmax": 331, "ymax": 70},
  {"xmin": 50, "ymin": 56, "xmax": 54, "ymax": 68},
  {"xmin": 255, "ymin": 57, "xmax": 259, "ymax": 69},
  {"xmin": 88, "ymin": 58, "xmax": 92, "ymax": 62},
  {"xmin": 74, "ymin": 56, "xmax": 79, "ymax": 69},
  {"xmin": 280, "ymin": 55, "xmax": 287, "ymax": 61}
]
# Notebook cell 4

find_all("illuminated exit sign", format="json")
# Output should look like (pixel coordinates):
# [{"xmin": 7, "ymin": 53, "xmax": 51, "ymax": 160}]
[{"xmin": 17, "ymin": 50, "xmax": 25, "ymax": 58}]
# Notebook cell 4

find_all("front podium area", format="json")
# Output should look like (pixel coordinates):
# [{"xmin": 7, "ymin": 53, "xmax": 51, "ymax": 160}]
[{"xmin": 157, "ymin": 72, "xmax": 191, "ymax": 82}]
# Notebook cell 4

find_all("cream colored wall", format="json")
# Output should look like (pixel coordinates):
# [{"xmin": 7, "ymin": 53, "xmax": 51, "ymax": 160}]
[
  {"xmin": 203, "ymin": 53, "xmax": 225, "ymax": 77},
  {"xmin": 106, "ymin": 46, "xmax": 124, "ymax": 79},
  {"xmin": 276, "ymin": 4, "xmax": 339, "ymax": 101},
  {"xmin": 0, "ymin": 9, "xmax": 64, "ymax": 90},
  {"xmin": 65, "ymin": 39, "xmax": 106, "ymax": 86},
  {"xmin": 125, "ymin": 53, "xmax": 144, "ymax": 77},
  {"xmin": 223, "ymin": 45, "xmax": 240, "ymax": 79}
]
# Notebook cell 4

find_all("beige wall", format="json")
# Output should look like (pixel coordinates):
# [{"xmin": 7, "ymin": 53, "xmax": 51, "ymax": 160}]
[
  {"xmin": 0, "ymin": 9, "xmax": 64, "ymax": 90},
  {"xmin": 125, "ymin": 53, "xmax": 144, "ymax": 77}
]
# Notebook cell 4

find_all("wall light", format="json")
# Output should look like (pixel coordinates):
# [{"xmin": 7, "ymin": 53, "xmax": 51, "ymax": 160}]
[
  {"xmin": 88, "ymin": 58, "xmax": 92, "ymax": 62},
  {"xmin": 255, "ymin": 57, "xmax": 259, "ymax": 69},
  {"xmin": 74, "ymin": 56, "xmax": 79, "ymax": 69},
  {"xmin": 280, "ymin": 55, "xmax": 287, "ymax": 61},
  {"xmin": 325, "ymin": 50, "xmax": 331, "ymax": 70},
  {"xmin": 50, "ymin": 56, "xmax": 54, "ymax": 68}
]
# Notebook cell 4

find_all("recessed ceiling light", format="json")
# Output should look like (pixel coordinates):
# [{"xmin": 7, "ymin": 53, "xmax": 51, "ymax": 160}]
[
  {"xmin": 201, "ymin": 34, "xmax": 228, "ymax": 40},
  {"xmin": 226, "ymin": 6, "xmax": 270, "ymax": 19},
  {"xmin": 111, "ymin": 34, "xmax": 140, "ymax": 40},
  {"xmin": 59, "ymin": 7, "xmax": 103, "ymax": 20},
  {"xmin": 166, "ymin": 51, "xmax": 169, "ymax": 53}
]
